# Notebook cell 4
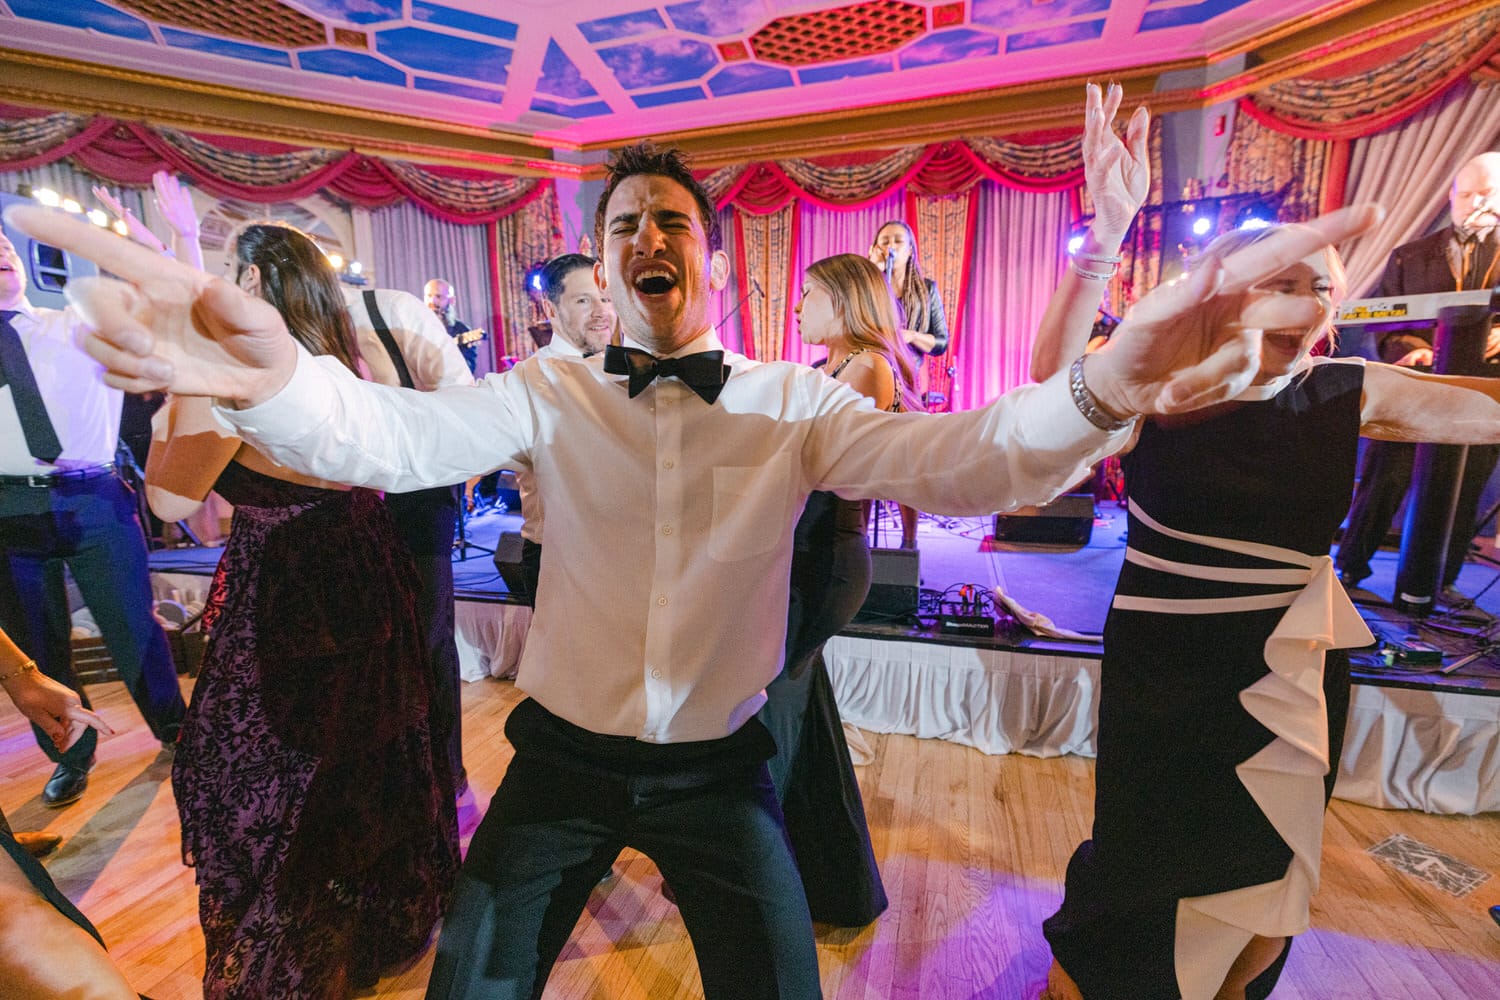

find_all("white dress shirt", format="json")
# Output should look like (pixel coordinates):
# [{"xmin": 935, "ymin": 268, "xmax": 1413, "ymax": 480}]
[
  {"xmin": 222, "ymin": 329, "xmax": 1126, "ymax": 742},
  {"xmin": 342, "ymin": 286, "xmax": 473, "ymax": 391},
  {"xmin": 0, "ymin": 302, "xmax": 120, "ymax": 475},
  {"xmin": 517, "ymin": 334, "xmax": 586, "ymax": 543}
]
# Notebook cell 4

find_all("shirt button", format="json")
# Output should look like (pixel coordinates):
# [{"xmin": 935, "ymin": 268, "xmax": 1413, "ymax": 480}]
[
  {"xmin": 662, "ymin": 459, "xmax": 674, "ymax": 470},
  {"xmin": 662, "ymin": 524, "xmax": 673, "ymax": 535},
  {"xmin": 657, "ymin": 596, "xmax": 669, "ymax": 606},
  {"xmin": 650, "ymin": 668, "xmax": 663, "ymax": 680}
]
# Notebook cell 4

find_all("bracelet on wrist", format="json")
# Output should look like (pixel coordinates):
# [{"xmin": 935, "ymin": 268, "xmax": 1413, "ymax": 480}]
[
  {"xmin": 1075, "ymin": 250, "xmax": 1123, "ymax": 265},
  {"xmin": 1069, "ymin": 355, "xmax": 1135, "ymax": 432},
  {"xmin": 1071, "ymin": 261, "xmax": 1117, "ymax": 281},
  {"xmin": 0, "ymin": 658, "xmax": 38, "ymax": 684}
]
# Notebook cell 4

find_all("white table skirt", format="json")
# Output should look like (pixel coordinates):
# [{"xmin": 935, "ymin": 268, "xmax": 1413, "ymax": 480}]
[
  {"xmin": 455, "ymin": 601, "xmax": 532, "ymax": 682},
  {"xmin": 826, "ymin": 636, "xmax": 1099, "ymax": 758},
  {"xmin": 1333, "ymin": 683, "xmax": 1500, "ymax": 815},
  {"xmin": 826, "ymin": 635, "xmax": 1499, "ymax": 814}
]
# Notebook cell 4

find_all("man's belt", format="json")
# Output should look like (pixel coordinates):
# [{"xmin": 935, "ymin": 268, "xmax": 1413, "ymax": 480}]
[{"xmin": 0, "ymin": 464, "xmax": 116, "ymax": 488}]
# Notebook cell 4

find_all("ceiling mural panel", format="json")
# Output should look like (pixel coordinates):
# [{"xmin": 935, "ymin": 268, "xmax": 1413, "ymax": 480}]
[
  {"xmin": 0, "ymin": 0, "xmax": 1411, "ymax": 164},
  {"xmin": 898, "ymin": 29, "xmax": 1000, "ymax": 70},
  {"xmin": 1141, "ymin": 0, "xmax": 1259, "ymax": 32},
  {"xmin": 159, "ymin": 27, "xmax": 293, "ymax": 68}
]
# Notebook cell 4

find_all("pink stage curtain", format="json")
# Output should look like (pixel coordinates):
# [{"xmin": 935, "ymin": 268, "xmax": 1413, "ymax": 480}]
[
  {"xmin": 492, "ymin": 195, "xmax": 564, "ymax": 361},
  {"xmin": 954, "ymin": 182, "xmax": 1073, "ymax": 408},
  {"xmin": 0, "ymin": 105, "xmax": 549, "ymax": 225},
  {"xmin": 786, "ymin": 191, "xmax": 905, "ymax": 366},
  {"xmin": 733, "ymin": 202, "xmax": 800, "ymax": 361},
  {"xmin": 1237, "ymin": 7, "xmax": 1500, "ymax": 142}
]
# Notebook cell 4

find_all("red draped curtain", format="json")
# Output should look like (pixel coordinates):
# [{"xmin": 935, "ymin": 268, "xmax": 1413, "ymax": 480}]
[
  {"xmin": 1227, "ymin": 6, "xmax": 1500, "ymax": 293},
  {"xmin": 0, "ymin": 105, "xmax": 549, "ymax": 224},
  {"xmin": 1238, "ymin": 6, "xmax": 1500, "ymax": 143},
  {"xmin": 704, "ymin": 132, "xmax": 1088, "ymax": 406}
]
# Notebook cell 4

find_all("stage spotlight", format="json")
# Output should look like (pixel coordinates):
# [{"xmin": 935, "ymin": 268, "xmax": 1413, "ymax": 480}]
[
  {"xmin": 111, "ymin": 219, "xmax": 129, "ymax": 236},
  {"xmin": 526, "ymin": 264, "xmax": 547, "ymax": 293},
  {"xmin": 1234, "ymin": 200, "xmax": 1276, "ymax": 231},
  {"xmin": 325, "ymin": 252, "xmax": 344, "ymax": 271},
  {"xmin": 34, "ymin": 187, "xmax": 60, "ymax": 207},
  {"xmin": 61, "ymin": 197, "xmax": 82, "ymax": 214},
  {"xmin": 1067, "ymin": 233, "xmax": 1085, "ymax": 255},
  {"xmin": 1190, "ymin": 215, "xmax": 1213, "ymax": 237},
  {"xmin": 347, "ymin": 260, "xmax": 363, "ymax": 275},
  {"xmin": 86, "ymin": 209, "xmax": 109, "ymax": 227}
]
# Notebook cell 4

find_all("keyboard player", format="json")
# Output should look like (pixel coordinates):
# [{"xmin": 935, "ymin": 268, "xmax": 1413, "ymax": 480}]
[{"xmin": 1337, "ymin": 151, "xmax": 1500, "ymax": 593}]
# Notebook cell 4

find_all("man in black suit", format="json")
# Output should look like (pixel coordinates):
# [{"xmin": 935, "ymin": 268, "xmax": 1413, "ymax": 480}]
[{"xmin": 1338, "ymin": 152, "xmax": 1500, "ymax": 593}]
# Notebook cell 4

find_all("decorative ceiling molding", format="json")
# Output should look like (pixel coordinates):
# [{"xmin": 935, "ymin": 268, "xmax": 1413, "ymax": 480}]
[{"xmin": 0, "ymin": 0, "xmax": 1461, "ymax": 179}]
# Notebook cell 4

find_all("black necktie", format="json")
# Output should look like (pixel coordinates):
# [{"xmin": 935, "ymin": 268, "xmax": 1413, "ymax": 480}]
[
  {"xmin": 603, "ymin": 345, "xmax": 730, "ymax": 405},
  {"xmin": 0, "ymin": 310, "xmax": 63, "ymax": 463}
]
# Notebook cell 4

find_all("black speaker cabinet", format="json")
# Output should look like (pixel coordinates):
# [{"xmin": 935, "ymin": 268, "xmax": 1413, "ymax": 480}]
[
  {"xmin": 492, "ymin": 530, "xmax": 530, "ymax": 596},
  {"xmin": 993, "ymin": 493, "xmax": 1095, "ymax": 546},
  {"xmin": 855, "ymin": 547, "xmax": 919, "ymax": 622}
]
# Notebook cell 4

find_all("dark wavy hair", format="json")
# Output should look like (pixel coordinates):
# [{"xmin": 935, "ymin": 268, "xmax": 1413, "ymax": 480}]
[
  {"xmin": 539, "ymin": 253, "xmax": 598, "ymax": 306},
  {"xmin": 593, "ymin": 141, "xmax": 720, "ymax": 253},
  {"xmin": 231, "ymin": 222, "xmax": 361, "ymax": 375},
  {"xmin": 872, "ymin": 220, "xmax": 930, "ymax": 334}
]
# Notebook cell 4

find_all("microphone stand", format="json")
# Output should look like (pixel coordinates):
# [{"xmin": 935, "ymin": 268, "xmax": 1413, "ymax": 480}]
[{"xmin": 716, "ymin": 281, "xmax": 763, "ymax": 332}]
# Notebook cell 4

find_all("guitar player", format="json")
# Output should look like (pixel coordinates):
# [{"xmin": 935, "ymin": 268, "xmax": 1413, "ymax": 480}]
[{"xmin": 425, "ymin": 277, "xmax": 486, "ymax": 375}]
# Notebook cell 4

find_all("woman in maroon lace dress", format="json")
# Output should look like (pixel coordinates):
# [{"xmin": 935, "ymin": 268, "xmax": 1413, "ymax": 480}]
[{"xmin": 147, "ymin": 223, "xmax": 458, "ymax": 998}]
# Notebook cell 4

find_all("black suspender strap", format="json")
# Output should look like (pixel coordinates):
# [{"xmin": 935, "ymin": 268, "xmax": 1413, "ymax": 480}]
[{"xmin": 363, "ymin": 290, "xmax": 414, "ymax": 389}]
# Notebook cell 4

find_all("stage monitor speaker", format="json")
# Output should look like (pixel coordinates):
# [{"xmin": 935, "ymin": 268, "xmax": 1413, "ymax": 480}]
[
  {"xmin": 993, "ymin": 493, "xmax": 1095, "ymax": 546},
  {"xmin": 855, "ymin": 547, "xmax": 919, "ymax": 623},
  {"xmin": 492, "ymin": 530, "xmax": 531, "ymax": 598}
]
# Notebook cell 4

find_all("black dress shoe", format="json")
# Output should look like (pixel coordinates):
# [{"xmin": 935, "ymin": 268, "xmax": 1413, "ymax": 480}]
[{"xmin": 42, "ymin": 757, "xmax": 94, "ymax": 808}]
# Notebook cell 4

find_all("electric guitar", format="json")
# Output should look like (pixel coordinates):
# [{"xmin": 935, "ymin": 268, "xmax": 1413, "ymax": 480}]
[{"xmin": 454, "ymin": 326, "xmax": 487, "ymax": 347}]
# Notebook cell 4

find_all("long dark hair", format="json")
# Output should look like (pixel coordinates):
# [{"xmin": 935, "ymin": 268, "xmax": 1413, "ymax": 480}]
[
  {"xmin": 872, "ymin": 220, "xmax": 930, "ymax": 333},
  {"xmin": 232, "ymin": 222, "xmax": 361, "ymax": 375}
]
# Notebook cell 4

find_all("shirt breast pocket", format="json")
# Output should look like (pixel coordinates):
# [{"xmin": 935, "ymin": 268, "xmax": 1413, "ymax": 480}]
[{"xmin": 709, "ymin": 457, "xmax": 792, "ymax": 562}]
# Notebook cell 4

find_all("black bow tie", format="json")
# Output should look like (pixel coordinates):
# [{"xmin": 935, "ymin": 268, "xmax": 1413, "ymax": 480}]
[{"xmin": 603, "ymin": 345, "xmax": 730, "ymax": 404}]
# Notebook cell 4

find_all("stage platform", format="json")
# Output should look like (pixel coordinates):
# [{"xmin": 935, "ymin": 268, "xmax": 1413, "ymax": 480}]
[{"xmin": 148, "ymin": 498, "xmax": 1500, "ymax": 815}]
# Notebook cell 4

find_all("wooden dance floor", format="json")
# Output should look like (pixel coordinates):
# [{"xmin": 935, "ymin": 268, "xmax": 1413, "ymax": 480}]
[{"xmin": 1, "ymin": 502, "xmax": 1497, "ymax": 997}]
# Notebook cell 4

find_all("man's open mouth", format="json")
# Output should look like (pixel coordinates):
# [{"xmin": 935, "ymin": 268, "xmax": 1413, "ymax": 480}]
[{"xmin": 634, "ymin": 268, "xmax": 677, "ymax": 295}]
